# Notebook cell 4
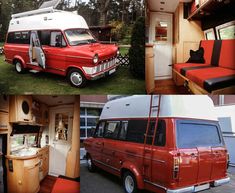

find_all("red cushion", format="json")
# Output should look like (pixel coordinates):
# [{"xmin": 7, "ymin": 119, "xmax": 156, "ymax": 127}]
[
  {"xmin": 200, "ymin": 40, "xmax": 214, "ymax": 64},
  {"xmin": 51, "ymin": 178, "xmax": 80, "ymax": 193},
  {"xmin": 174, "ymin": 63, "xmax": 208, "ymax": 73},
  {"xmin": 186, "ymin": 67, "xmax": 235, "ymax": 88},
  {"xmin": 219, "ymin": 40, "xmax": 235, "ymax": 70}
]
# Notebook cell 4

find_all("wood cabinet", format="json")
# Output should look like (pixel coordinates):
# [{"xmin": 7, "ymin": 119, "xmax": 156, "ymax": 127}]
[
  {"xmin": 0, "ymin": 95, "xmax": 9, "ymax": 113},
  {"xmin": 37, "ymin": 146, "xmax": 49, "ymax": 181},
  {"xmin": 9, "ymin": 96, "xmax": 32, "ymax": 123},
  {"xmin": 32, "ymin": 100, "xmax": 42, "ymax": 125},
  {"xmin": 6, "ymin": 155, "xmax": 40, "ymax": 193},
  {"xmin": 41, "ymin": 104, "xmax": 49, "ymax": 126},
  {"xmin": 0, "ymin": 112, "xmax": 10, "ymax": 131}
]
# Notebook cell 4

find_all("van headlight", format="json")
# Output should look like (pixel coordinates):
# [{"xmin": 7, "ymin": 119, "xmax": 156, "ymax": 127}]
[{"xmin": 93, "ymin": 54, "xmax": 99, "ymax": 64}]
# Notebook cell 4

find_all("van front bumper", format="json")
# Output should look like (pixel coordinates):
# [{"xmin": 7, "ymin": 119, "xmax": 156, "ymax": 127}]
[{"xmin": 167, "ymin": 177, "xmax": 230, "ymax": 193}]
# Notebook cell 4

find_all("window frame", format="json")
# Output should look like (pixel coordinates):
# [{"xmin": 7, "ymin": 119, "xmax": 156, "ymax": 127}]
[
  {"xmin": 204, "ymin": 28, "xmax": 216, "ymax": 40},
  {"xmin": 103, "ymin": 120, "xmax": 121, "ymax": 140},
  {"xmin": 216, "ymin": 21, "xmax": 235, "ymax": 40}
]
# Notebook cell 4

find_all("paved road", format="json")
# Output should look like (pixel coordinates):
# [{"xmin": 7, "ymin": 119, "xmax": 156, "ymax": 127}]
[{"xmin": 81, "ymin": 163, "xmax": 235, "ymax": 193}]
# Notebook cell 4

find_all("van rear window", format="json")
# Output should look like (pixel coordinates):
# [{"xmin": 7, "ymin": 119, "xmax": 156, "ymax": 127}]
[{"xmin": 176, "ymin": 121, "xmax": 222, "ymax": 148}]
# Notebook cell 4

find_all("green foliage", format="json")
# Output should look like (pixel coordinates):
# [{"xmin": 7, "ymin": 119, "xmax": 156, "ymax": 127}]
[{"xmin": 129, "ymin": 16, "xmax": 145, "ymax": 79}]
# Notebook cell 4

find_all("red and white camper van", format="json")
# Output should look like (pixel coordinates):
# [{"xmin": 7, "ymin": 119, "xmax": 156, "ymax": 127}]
[
  {"xmin": 4, "ymin": 7, "xmax": 119, "ymax": 88},
  {"xmin": 84, "ymin": 95, "xmax": 230, "ymax": 193}
]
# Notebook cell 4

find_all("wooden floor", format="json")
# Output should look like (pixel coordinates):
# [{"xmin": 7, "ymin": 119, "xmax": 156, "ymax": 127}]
[
  {"xmin": 38, "ymin": 175, "xmax": 57, "ymax": 193},
  {"xmin": 154, "ymin": 79, "xmax": 189, "ymax": 94}
]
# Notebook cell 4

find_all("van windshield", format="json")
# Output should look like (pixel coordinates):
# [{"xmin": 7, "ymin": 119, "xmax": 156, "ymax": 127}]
[
  {"xmin": 176, "ymin": 120, "xmax": 222, "ymax": 148},
  {"xmin": 65, "ymin": 29, "xmax": 97, "ymax": 46}
]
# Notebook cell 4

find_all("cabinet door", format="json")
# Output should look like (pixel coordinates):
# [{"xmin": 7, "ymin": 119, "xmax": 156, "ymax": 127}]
[
  {"xmin": 24, "ymin": 162, "xmax": 40, "ymax": 193},
  {"xmin": 0, "ymin": 112, "xmax": 9, "ymax": 131},
  {"xmin": 0, "ymin": 95, "xmax": 9, "ymax": 112},
  {"xmin": 16, "ymin": 96, "xmax": 32, "ymax": 122}
]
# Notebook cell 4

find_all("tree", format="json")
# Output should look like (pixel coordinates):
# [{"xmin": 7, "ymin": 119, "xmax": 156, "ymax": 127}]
[{"xmin": 129, "ymin": 16, "xmax": 145, "ymax": 79}]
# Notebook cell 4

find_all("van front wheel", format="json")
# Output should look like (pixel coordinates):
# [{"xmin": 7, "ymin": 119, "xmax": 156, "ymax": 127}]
[
  {"xmin": 123, "ymin": 171, "xmax": 138, "ymax": 193},
  {"xmin": 15, "ymin": 61, "xmax": 25, "ymax": 74},
  {"xmin": 67, "ymin": 69, "xmax": 87, "ymax": 88}
]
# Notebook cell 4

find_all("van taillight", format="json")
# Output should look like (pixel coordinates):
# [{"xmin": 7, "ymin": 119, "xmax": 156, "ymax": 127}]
[{"xmin": 173, "ymin": 157, "xmax": 180, "ymax": 179}]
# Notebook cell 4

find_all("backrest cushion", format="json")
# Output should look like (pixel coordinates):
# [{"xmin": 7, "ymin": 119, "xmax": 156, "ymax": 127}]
[
  {"xmin": 200, "ymin": 40, "xmax": 214, "ymax": 64},
  {"xmin": 219, "ymin": 39, "xmax": 235, "ymax": 70}
]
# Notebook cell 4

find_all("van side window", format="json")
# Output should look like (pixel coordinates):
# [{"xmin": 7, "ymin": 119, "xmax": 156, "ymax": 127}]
[
  {"xmin": 38, "ymin": 31, "xmax": 50, "ymax": 46},
  {"xmin": 94, "ymin": 121, "xmax": 105, "ymax": 138},
  {"xmin": 119, "ymin": 121, "xmax": 128, "ymax": 140},
  {"xmin": 104, "ymin": 121, "xmax": 120, "ymax": 139},
  {"xmin": 126, "ymin": 120, "xmax": 147, "ymax": 143},
  {"xmin": 7, "ymin": 31, "xmax": 30, "ymax": 44},
  {"xmin": 154, "ymin": 120, "xmax": 166, "ymax": 146},
  {"xmin": 50, "ymin": 31, "xmax": 66, "ymax": 47}
]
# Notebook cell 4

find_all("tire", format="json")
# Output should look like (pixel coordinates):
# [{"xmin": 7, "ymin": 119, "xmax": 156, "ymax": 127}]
[
  {"xmin": 67, "ymin": 68, "xmax": 87, "ymax": 88},
  {"xmin": 86, "ymin": 155, "xmax": 96, "ymax": 172},
  {"xmin": 15, "ymin": 60, "xmax": 25, "ymax": 74},
  {"xmin": 123, "ymin": 171, "xmax": 138, "ymax": 193}
]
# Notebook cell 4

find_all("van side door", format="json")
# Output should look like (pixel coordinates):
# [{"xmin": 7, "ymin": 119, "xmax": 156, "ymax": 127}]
[
  {"xmin": 147, "ymin": 119, "xmax": 169, "ymax": 186},
  {"xmin": 39, "ymin": 30, "xmax": 67, "ymax": 72},
  {"xmin": 102, "ymin": 121, "xmax": 121, "ymax": 174},
  {"xmin": 90, "ymin": 121, "xmax": 105, "ymax": 163},
  {"xmin": 29, "ymin": 31, "xmax": 46, "ymax": 68}
]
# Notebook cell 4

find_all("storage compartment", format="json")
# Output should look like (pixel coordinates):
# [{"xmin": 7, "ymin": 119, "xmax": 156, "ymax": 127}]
[
  {"xmin": 9, "ymin": 96, "xmax": 32, "ymax": 123},
  {"xmin": 0, "ymin": 112, "xmax": 10, "ymax": 131},
  {"xmin": 0, "ymin": 95, "xmax": 9, "ymax": 113}
]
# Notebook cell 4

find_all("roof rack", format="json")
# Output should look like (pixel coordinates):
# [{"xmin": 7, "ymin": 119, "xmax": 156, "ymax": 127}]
[{"xmin": 12, "ymin": 7, "xmax": 57, "ymax": 19}]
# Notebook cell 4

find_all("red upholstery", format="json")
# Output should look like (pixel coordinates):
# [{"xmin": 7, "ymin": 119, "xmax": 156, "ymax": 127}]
[
  {"xmin": 174, "ymin": 63, "xmax": 208, "ymax": 73},
  {"xmin": 200, "ymin": 40, "xmax": 214, "ymax": 64},
  {"xmin": 51, "ymin": 178, "xmax": 80, "ymax": 193},
  {"xmin": 218, "ymin": 40, "xmax": 235, "ymax": 70},
  {"xmin": 186, "ymin": 67, "xmax": 235, "ymax": 88}
]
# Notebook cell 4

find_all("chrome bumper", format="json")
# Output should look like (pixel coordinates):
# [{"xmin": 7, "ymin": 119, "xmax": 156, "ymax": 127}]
[
  {"xmin": 167, "ymin": 177, "xmax": 230, "ymax": 193},
  {"xmin": 213, "ymin": 177, "xmax": 230, "ymax": 187},
  {"xmin": 167, "ymin": 186, "xmax": 194, "ymax": 193}
]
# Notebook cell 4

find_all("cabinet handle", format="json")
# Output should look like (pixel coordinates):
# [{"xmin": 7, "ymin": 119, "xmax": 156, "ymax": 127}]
[{"xmin": 24, "ymin": 119, "xmax": 29, "ymax": 121}]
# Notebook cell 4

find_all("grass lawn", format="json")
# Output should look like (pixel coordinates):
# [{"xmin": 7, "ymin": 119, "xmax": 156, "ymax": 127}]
[{"xmin": 0, "ymin": 55, "xmax": 145, "ymax": 94}]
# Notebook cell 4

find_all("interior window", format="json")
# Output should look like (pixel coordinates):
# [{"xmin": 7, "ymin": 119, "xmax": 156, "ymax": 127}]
[
  {"xmin": 94, "ymin": 121, "xmax": 105, "ymax": 138},
  {"xmin": 204, "ymin": 29, "xmax": 215, "ymax": 40},
  {"xmin": 104, "ymin": 121, "xmax": 120, "ymax": 139},
  {"xmin": 216, "ymin": 21, "xmax": 235, "ymax": 40},
  {"xmin": 155, "ymin": 21, "xmax": 168, "ymax": 42},
  {"xmin": 50, "ymin": 31, "xmax": 66, "ymax": 47},
  {"xmin": 119, "ymin": 121, "xmax": 128, "ymax": 140}
]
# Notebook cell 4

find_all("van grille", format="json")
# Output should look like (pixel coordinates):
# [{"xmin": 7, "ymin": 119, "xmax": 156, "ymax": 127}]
[{"xmin": 96, "ymin": 57, "xmax": 116, "ymax": 73}]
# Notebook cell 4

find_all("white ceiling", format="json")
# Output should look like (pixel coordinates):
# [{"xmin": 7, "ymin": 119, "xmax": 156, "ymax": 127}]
[
  {"xmin": 148, "ymin": 0, "xmax": 190, "ymax": 12},
  {"xmin": 33, "ymin": 95, "xmax": 75, "ymax": 106}
]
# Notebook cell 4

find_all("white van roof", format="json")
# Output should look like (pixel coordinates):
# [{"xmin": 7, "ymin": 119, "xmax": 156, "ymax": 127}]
[
  {"xmin": 8, "ymin": 7, "xmax": 88, "ymax": 32},
  {"xmin": 100, "ymin": 95, "xmax": 217, "ymax": 121}
]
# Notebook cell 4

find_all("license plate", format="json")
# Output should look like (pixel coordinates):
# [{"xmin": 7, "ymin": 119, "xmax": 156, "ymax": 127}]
[
  {"xmin": 194, "ymin": 183, "xmax": 210, "ymax": 192},
  {"xmin": 109, "ymin": 68, "xmax": 116, "ymax": 75}
]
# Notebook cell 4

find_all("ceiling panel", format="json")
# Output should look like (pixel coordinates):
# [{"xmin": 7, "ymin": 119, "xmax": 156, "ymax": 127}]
[
  {"xmin": 148, "ymin": 0, "xmax": 180, "ymax": 12},
  {"xmin": 33, "ymin": 95, "xmax": 75, "ymax": 106}
]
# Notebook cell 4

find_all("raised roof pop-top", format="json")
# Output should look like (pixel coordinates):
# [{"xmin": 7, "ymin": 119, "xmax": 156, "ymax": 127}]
[{"xmin": 100, "ymin": 95, "xmax": 217, "ymax": 121}]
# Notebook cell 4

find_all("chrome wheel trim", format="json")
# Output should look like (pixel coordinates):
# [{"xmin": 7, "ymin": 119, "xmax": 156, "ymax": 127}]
[
  {"xmin": 16, "ymin": 62, "xmax": 22, "ymax": 72},
  {"xmin": 70, "ymin": 72, "xmax": 82, "ymax": 86},
  {"xmin": 125, "ymin": 175, "xmax": 134, "ymax": 193}
]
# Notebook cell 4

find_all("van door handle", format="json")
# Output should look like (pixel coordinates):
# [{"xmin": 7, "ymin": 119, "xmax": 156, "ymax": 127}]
[{"xmin": 96, "ymin": 142, "xmax": 103, "ymax": 145}]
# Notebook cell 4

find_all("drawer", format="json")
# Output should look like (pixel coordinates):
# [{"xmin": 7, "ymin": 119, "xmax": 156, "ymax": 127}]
[{"xmin": 0, "ymin": 112, "xmax": 9, "ymax": 130}]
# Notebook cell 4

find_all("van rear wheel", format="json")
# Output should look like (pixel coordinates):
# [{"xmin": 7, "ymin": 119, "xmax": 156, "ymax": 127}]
[
  {"xmin": 67, "ymin": 68, "xmax": 87, "ymax": 88},
  {"xmin": 87, "ymin": 155, "xmax": 96, "ymax": 172},
  {"xmin": 15, "ymin": 61, "xmax": 25, "ymax": 74},
  {"xmin": 123, "ymin": 171, "xmax": 138, "ymax": 193}
]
